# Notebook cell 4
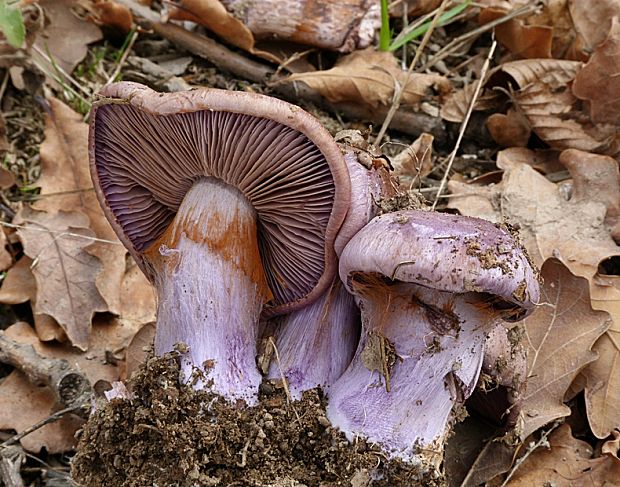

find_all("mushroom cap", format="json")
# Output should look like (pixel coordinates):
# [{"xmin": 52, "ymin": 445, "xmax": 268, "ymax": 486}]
[
  {"xmin": 90, "ymin": 82, "xmax": 350, "ymax": 315},
  {"xmin": 339, "ymin": 210, "xmax": 540, "ymax": 311}
]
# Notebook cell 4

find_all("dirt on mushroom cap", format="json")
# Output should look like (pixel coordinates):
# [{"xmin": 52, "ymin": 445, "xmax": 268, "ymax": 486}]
[{"xmin": 71, "ymin": 351, "xmax": 442, "ymax": 487}]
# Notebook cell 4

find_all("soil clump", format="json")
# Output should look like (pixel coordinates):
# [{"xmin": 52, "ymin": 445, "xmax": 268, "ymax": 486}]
[{"xmin": 72, "ymin": 351, "xmax": 442, "ymax": 486}]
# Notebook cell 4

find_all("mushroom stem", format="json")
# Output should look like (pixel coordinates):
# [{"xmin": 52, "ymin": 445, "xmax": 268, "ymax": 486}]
[
  {"xmin": 147, "ymin": 178, "xmax": 271, "ymax": 405},
  {"xmin": 327, "ymin": 279, "xmax": 501, "ymax": 464},
  {"xmin": 267, "ymin": 278, "xmax": 359, "ymax": 399}
]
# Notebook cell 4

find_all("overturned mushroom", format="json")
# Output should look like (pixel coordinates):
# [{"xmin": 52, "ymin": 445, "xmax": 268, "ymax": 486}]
[
  {"xmin": 266, "ymin": 150, "xmax": 394, "ymax": 398},
  {"xmin": 90, "ymin": 82, "xmax": 350, "ymax": 404},
  {"xmin": 327, "ymin": 210, "xmax": 539, "ymax": 464}
]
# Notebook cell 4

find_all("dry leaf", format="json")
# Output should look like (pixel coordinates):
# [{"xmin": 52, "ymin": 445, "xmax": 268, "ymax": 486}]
[
  {"xmin": 519, "ymin": 259, "xmax": 610, "ymax": 438},
  {"xmin": 36, "ymin": 97, "xmax": 126, "ymax": 316},
  {"xmin": 450, "ymin": 155, "xmax": 620, "ymax": 284},
  {"xmin": 285, "ymin": 48, "xmax": 451, "ymax": 109},
  {"xmin": 569, "ymin": 0, "xmax": 620, "ymax": 54},
  {"xmin": 486, "ymin": 109, "xmax": 531, "ymax": 147},
  {"xmin": 0, "ymin": 255, "xmax": 36, "ymax": 304},
  {"xmin": 602, "ymin": 429, "xmax": 620, "ymax": 458},
  {"xmin": 479, "ymin": 7, "xmax": 553, "ymax": 59},
  {"xmin": 0, "ymin": 371, "xmax": 84, "ymax": 453},
  {"xmin": 559, "ymin": 149, "xmax": 620, "ymax": 243},
  {"xmin": 572, "ymin": 17, "xmax": 620, "ymax": 126},
  {"xmin": 92, "ymin": 0, "xmax": 133, "ymax": 32},
  {"xmin": 583, "ymin": 274, "xmax": 620, "ymax": 439},
  {"xmin": 32, "ymin": 0, "xmax": 102, "ymax": 77},
  {"xmin": 118, "ymin": 262, "xmax": 156, "ymax": 329},
  {"xmin": 167, "ymin": 0, "xmax": 258, "ymax": 55},
  {"xmin": 0, "ymin": 320, "xmax": 126, "ymax": 453},
  {"xmin": 15, "ymin": 207, "xmax": 107, "ymax": 350},
  {"xmin": 506, "ymin": 424, "xmax": 620, "ymax": 486},
  {"xmin": 0, "ymin": 227, "xmax": 12, "ymax": 271},
  {"xmin": 123, "ymin": 321, "xmax": 155, "ymax": 379},
  {"xmin": 500, "ymin": 59, "xmax": 620, "ymax": 156},
  {"xmin": 391, "ymin": 133, "xmax": 434, "ymax": 189},
  {"xmin": 449, "ymin": 152, "xmax": 620, "ymax": 439}
]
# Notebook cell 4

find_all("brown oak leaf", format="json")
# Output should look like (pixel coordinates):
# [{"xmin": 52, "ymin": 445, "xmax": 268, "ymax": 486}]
[
  {"xmin": 519, "ymin": 259, "xmax": 610, "ymax": 438},
  {"xmin": 506, "ymin": 424, "xmax": 620, "ymax": 486},
  {"xmin": 15, "ymin": 207, "xmax": 107, "ymax": 350},
  {"xmin": 36, "ymin": 96, "xmax": 126, "ymax": 316}
]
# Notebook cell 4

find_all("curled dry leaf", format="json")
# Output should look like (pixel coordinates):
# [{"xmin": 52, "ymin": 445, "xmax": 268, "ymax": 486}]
[
  {"xmin": 15, "ymin": 207, "xmax": 107, "ymax": 350},
  {"xmin": 285, "ymin": 48, "xmax": 451, "ymax": 109},
  {"xmin": 36, "ymin": 97, "xmax": 126, "ymax": 316},
  {"xmin": 479, "ymin": 7, "xmax": 553, "ymax": 59},
  {"xmin": 167, "ymin": 0, "xmax": 259, "ymax": 58},
  {"xmin": 505, "ymin": 424, "xmax": 620, "ymax": 486},
  {"xmin": 500, "ymin": 59, "xmax": 620, "ymax": 156},
  {"xmin": 519, "ymin": 259, "xmax": 610, "ymax": 438},
  {"xmin": 486, "ymin": 109, "xmax": 531, "ymax": 148},
  {"xmin": 572, "ymin": 17, "xmax": 620, "ymax": 126},
  {"xmin": 91, "ymin": 0, "xmax": 134, "ymax": 32},
  {"xmin": 0, "ymin": 321, "xmax": 125, "ymax": 453}
]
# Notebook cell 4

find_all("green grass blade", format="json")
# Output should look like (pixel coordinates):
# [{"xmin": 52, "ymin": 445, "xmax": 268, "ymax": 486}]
[{"xmin": 389, "ymin": 0, "xmax": 470, "ymax": 52}]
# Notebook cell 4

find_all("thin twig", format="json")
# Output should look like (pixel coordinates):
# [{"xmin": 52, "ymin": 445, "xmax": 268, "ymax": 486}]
[
  {"xmin": 1, "ymin": 404, "xmax": 86, "ymax": 448},
  {"xmin": 32, "ymin": 45, "xmax": 92, "ymax": 97},
  {"xmin": 500, "ymin": 421, "xmax": 561, "ymax": 487},
  {"xmin": 375, "ymin": 0, "xmax": 450, "ymax": 146},
  {"xmin": 431, "ymin": 39, "xmax": 497, "ymax": 210}
]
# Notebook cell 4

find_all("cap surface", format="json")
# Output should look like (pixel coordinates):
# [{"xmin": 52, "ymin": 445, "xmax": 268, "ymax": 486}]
[
  {"xmin": 90, "ymin": 82, "xmax": 350, "ymax": 314},
  {"xmin": 339, "ymin": 210, "xmax": 539, "ymax": 310}
]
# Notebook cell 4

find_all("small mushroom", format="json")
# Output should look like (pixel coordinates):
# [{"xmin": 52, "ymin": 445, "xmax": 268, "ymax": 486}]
[
  {"xmin": 266, "ymin": 150, "xmax": 395, "ymax": 399},
  {"xmin": 327, "ymin": 210, "xmax": 539, "ymax": 464},
  {"xmin": 90, "ymin": 82, "xmax": 350, "ymax": 404}
]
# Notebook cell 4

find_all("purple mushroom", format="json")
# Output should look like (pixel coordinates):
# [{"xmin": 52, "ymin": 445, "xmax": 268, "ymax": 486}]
[
  {"xmin": 89, "ymin": 82, "xmax": 350, "ymax": 405},
  {"xmin": 327, "ymin": 210, "xmax": 539, "ymax": 464},
  {"xmin": 266, "ymin": 151, "xmax": 396, "ymax": 399}
]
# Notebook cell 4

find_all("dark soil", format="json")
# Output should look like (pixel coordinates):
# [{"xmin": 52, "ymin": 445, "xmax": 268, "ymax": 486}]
[{"xmin": 71, "ymin": 351, "xmax": 443, "ymax": 487}]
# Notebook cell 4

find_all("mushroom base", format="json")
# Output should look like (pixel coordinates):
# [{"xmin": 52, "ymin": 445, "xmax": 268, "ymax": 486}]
[
  {"xmin": 327, "ymin": 281, "xmax": 501, "ymax": 464},
  {"xmin": 149, "ymin": 178, "xmax": 270, "ymax": 405},
  {"xmin": 267, "ymin": 278, "xmax": 360, "ymax": 399}
]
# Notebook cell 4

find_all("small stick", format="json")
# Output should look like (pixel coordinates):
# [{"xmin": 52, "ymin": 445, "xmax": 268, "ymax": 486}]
[
  {"xmin": 0, "ymin": 332, "xmax": 92, "ymax": 411},
  {"xmin": 431, "ymin": 39, "xmax": 497, "ymax": 210},
  {"xmin": 0, "ymin": 405, "xmax": 85, "ymax": 448}
]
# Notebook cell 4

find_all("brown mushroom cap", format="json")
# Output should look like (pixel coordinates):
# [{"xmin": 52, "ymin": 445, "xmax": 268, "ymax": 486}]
[{"xmin": 90, "ymin": 82, "xmax": 350, "ymax": 315}]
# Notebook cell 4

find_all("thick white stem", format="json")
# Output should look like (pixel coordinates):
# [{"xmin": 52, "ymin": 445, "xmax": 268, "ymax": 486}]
[
  {"xmin": 147, "ymin": 178, "xmax": 271, "ymax": 405},
  {"xmin": 327, "ymin": 282, "xmax": 499, "ymax": 463}
]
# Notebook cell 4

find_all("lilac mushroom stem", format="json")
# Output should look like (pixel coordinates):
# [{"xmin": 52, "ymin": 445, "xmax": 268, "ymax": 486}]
[
  {"xmin": 327, "ymin": 210, "xmax": 539, "ymax": 464},
  {"xmin": 150, "ymin": 178, "xmax": 270, "ymax": 404}
]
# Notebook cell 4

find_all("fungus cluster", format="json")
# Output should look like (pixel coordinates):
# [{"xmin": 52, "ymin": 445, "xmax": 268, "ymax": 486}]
[{"xmin": 90, "ymin": 83, "xmax": 539, "ymax": 465}]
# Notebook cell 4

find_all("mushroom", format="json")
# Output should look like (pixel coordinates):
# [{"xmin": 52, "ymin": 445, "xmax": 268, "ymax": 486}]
[
  {"xmin": 89, "ymin": 82, "xmax": 350, "ymax": 405},
  {"xmin": 327, "ymin": 210, "xmax": 539, "ymax": 464},
  {"xmin": 266, "ymin": 151, "xmax": 396, "ymax": 399}
]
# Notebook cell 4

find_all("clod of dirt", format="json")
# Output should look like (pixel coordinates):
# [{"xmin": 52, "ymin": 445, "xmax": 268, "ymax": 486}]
[{"xmin": 71, "ymin": 351, "xmax": 443, "ymax": 486}]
